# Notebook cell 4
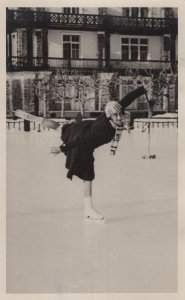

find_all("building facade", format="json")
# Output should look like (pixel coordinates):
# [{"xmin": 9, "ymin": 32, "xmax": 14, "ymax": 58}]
[{"xmin": 6, "ymin": 7, "xmax": 178, "ymax": 117}]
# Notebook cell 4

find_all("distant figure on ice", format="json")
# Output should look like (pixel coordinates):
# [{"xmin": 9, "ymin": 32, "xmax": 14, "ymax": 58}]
[{"xmin": 51, "ymin": 85, "xmax": 148, "ymax": 222}]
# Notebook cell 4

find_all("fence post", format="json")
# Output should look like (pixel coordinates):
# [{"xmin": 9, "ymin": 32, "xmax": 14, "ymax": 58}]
[{"xmin": 24, "ymin": 120, "xmax": 30, "ymax": 131}]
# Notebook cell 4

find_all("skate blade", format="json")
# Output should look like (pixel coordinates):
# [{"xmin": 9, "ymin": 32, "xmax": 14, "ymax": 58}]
[{"xmin": 84, "ymin": 216, "xmax": 106, "ymax": 223}]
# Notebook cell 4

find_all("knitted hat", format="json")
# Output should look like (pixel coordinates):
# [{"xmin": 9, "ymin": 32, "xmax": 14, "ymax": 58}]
[{"xmin": 105, "ymin": 101, "xmax": 122, "ymax": 118}]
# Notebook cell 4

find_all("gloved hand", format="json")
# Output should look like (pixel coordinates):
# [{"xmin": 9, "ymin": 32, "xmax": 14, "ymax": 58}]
[
  {"xmin": 59, "ymin": 143, "xmax": 68, "ymax": 155},
  {"xmin": 136, "ymin": 78, "xmax": 151, "ymax": 94}
]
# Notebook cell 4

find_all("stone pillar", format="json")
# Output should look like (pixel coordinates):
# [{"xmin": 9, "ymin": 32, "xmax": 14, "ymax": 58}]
[
  {"xmin": 170, "ymin": 34, "xmax": 176, "ymax": 72},
  {"xmin": 27, "ymin": 28, "xmax": 33, "ymax": 67},
  {"xmin": 20, "ymin": 78, "xmax": 25, "ymax": 110},
  {"xmin": 7, "ymin": 31, "xmax": 12, "ymax": 69},
  {"xmin": 6, "ymin": 9, "xmax": 12, "ymax": 68},
  {"xmin": 42, "ymin": 29, "xmax": 48, "ymax": 67},
  {"xmin": 97, "ymin": 33, "xmax": 105, "ymax": 69},
  {"xmin": 104, "ymin": 31, "xmax": 111, "ymax": 71}
]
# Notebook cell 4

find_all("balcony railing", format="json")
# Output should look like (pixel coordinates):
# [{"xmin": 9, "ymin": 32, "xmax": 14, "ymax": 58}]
[
  {"xmin": 7, "ymin": 57, "xmax": 106, "ymax": 70},
  {"xmin": 7, "ymin": 56, "xmax": 174, "ymax": 72},
  {"xmin": 7, "ymin": 9, "xmax": 177, "ymax": 34}
]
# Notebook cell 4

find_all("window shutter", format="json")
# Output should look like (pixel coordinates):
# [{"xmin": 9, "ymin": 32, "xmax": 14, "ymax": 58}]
[{"xmin": 163, "ymin": 36, "xmax": 170, "ymax": 51}]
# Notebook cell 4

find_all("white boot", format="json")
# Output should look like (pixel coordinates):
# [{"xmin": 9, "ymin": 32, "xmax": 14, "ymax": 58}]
[{"xmin": 84, "ymin": 196, "xmax": 105, "ymax": 222}]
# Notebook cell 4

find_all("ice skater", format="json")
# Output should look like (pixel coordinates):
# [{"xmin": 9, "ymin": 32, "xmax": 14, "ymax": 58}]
[{"xmin": 50, "ymin": 85, "xmax": 148, "ymax": 222}]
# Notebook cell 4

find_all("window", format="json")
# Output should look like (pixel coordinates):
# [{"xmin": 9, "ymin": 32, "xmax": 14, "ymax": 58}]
[
  {"xmin": 71, "ymin": 44, "xmax": 79, "ymax": 58},
  {"xmin": 63, "ymin": 7, "xmax": 79, "ymax": 14},
  {"xmin": 36, "ymin": 8, "xmax": 45, "ymax": 11},
  {"xmin": 121, "ymin": 37, "xmax": 148, "ymax": 61},
  {"xmin": 131, "ymin": 46, "xmax": 138, "ymax": 60},
  {"xmin": 163, "ymin": 36, "xmax": 171, "ymax": 51},
  {"xmin": 140, "ymin": 38, "xmax": 148, "ymax": 60},
  {"xmin": 131, "ymin": 38, "xmax": 138, "ymax": 60},
  {"xmin": 131, "ymin": 8, "xmax": 139, "ymax": 17},
  {"xmin": 64, "ymin": 7, "xmax": 70, "ymax": 14},
  {"xmin": 122, "ymin": 8, "xmax": 129, "ymax": 17},
  {"xmin": 140, "ymin": 46, "xmax": 148, "ymax": 60},
  {"xmin": 121, "ymin": 38, "xmax": 129, "ymax": 60},
  {"xmin": 122, "ymin": 46, "xmax": 129, "ymax": 60},
  {"xmin": 35, "ymin": 31, "xmax": 42, "ymax": 57},
  {"xmin": 141, "ymin": 7, "xmax": 148, "ymax": 17},
  {"xmin": 18, "ymin": 8, "xmax": 31, "ymax": 10},
  {"xmin": 122, "ymin": 7, "xmax": 149, "ymax": 17},
  {"xmin": 98, "ymin": 8, "xmax": 108, "ymax": 15},
  {"xmin": 63, "ymin": 35, "xmax": 80, "ymax": 59},
  {"xmin": 164, "ymin": 8, "xmax": 174, "ymax": 18},
  {"xmin": 131, "ymin": 38, "xmax": 138, "ymax": 44}
]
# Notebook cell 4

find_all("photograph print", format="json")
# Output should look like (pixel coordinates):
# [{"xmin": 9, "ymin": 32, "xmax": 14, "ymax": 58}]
[{"xmin": 6, "ymin": 5, "xmax": 178, "ymax": 294}]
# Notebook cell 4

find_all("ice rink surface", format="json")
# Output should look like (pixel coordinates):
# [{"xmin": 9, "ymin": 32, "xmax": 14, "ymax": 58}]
[{"xmin": 6, "ymin": 125, "xmax": 178, "ymax": 293}]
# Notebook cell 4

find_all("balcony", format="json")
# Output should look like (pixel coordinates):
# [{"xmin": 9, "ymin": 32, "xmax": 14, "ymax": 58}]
[
  {"xmin": 7, "ymin": 9, "xmax": 177, "ymax": 35},
  {"xmin": 7, "ymin": 56, "xmax": 174, "ymax": 73}
]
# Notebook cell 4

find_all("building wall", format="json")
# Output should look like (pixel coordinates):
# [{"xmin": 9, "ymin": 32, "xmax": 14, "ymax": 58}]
[
  {"xmin": 81, "ymin": 32, "xmax": 97, "ymax": 58},
  {"xmin": 48, "ymin": 30, "xmax": 63, "ymax": 57},
  {"xmin": 111, "ymin": 35, "xmax": 162, "ymax": 60},
  {"xmin": 9, "ymin": 7, "xmax": 178, "ymax": 61},
  {"xmin": 10, "ymin": 29, "xmax": 173, "ymax": 62},
  {"xmin": 173, "ymin": 8, "xmax": 178, "ymax": 18},
  {"xmin": 150, "ymin": 36, "xmax": 162, "ymax": 60},
  {"xmin": 111, "ymin": 34, "xmax": 121, "ymax": 59},
  {"xmin": 6, "ymin": 7, "xmax": 178, "ymax": 116},
  {"xmin": 81, "ymin": 8, "xmax": 98, "ymax": 14},
  {"xmin": 46, "ymin": 7, "xmax": 63, "ymax": 12},
  {"xmin": 48, "ymin": 31, "xmax": 164, "ymax": 61},
  {"xmin": 48, "ymin": 30, "xmax": 98, "ymax": 58}
]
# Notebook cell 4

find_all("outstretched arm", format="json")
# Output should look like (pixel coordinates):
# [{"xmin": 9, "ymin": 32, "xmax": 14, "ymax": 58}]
[{"xmin": 119, "ymin": 86, "xmax": 146, "ymax": 111}]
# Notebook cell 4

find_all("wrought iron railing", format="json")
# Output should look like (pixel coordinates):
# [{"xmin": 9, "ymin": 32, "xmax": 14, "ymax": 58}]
[
  {"xmin": 7, "ymin": 9, "xmax": 177, "ymax": 33},
  {"xmin": 111, "ymin": 16, "xmax": 177, "ymax": 30},
  {"xmin": 7, "ymin": 56, "xmax": 173, "ymax": 72}
]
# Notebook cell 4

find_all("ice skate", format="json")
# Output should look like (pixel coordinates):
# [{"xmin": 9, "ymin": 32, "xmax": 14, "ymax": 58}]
[{"xmin": 84, "ymin": 207, "xmax": 106, "ymax": 223}]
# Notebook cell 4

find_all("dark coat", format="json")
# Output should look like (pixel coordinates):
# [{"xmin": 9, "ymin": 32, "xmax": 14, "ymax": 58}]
[
  {"xmin": 61, "ymin": 86, "xmax": 146, "ymax": 181},
  {"xmin": 61, "ymin": 113, "xmax": 115, "ymax": 180}
]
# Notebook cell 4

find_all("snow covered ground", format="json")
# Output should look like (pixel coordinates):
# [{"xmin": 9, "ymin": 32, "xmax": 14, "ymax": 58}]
[{"xmin": 6, "ymin": 125, "xmax": 178, "ymax": 293}]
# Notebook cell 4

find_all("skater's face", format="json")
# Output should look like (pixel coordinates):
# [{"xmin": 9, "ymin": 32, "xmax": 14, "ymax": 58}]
[{"xmin": 110, "ymin": 111, "xmax": 123, "ymax": 126}]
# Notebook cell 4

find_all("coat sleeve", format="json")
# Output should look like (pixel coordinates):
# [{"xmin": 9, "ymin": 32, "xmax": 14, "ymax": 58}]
[{"xmin": 119, "ymin": 86, "xmax": 146, "ymax": 110}]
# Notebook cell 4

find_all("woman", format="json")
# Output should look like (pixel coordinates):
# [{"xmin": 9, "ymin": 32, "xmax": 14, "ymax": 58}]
[{"xmin": 51, "ymin": 85, "xmax": 147, "ymax": 222}]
